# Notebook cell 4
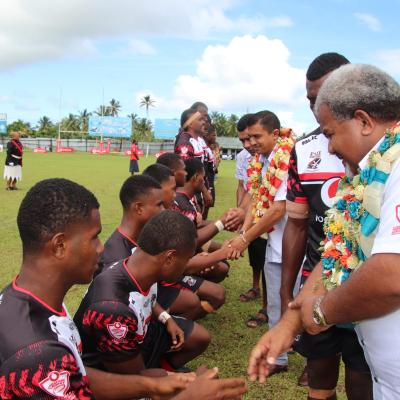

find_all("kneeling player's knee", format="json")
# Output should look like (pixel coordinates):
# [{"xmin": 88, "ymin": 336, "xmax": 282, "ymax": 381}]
[
  {"xmin": 213, "ymin": 285, "xmax": 226, "ymax": 309},
  {"xmin": 217, "ymin": 261, "xmax": 230, "ymax": 278},
  {"xmin": 190, "ymin": 322, "xmax": 211, "ymax": 354}
]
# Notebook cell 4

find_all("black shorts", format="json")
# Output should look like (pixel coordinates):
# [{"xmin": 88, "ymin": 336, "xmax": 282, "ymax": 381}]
[
  {"xmin": 294, "ymin": 325, "xmax": 370, "ymax": 373},
  {"xmin": 142, "ymin": 317, "xmax": 194, "ymax": 368},
  {"xmin": 129, "ymin": 160, "xmax": 139, "ymax": 173},
  {"xmin": 157, "ymin": 284, "xmax": 181, "ymax": 310},
  {"xmin": 248, "ymin": 237, "xmax": 267, "ymax": 270}
]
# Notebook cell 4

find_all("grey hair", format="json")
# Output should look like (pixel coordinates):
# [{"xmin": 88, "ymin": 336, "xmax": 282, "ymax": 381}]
[{"xmin": 315, "ymin": 64, "xmax": 400, "ymax": 122}]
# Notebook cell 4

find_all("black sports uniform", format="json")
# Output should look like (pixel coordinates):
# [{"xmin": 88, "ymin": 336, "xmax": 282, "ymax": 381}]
[
  {"xmin": 287, "ymin": 130, "xmax": 369, "ymax": 372},
  {"xmin": 74, "ymin": 260, "xmax": 193, "ymax": 370},
  {"xmin": 174, "ymin": 131, "xmax": 210, "ymax": 213},
  {"xmin": 5, "ymin": 139, "xmax": 23, "ymax": 167},
  {"xmin": 97, "ymin": 227, "xmax": 180, "ymax": 309},
  {"xmin": 172, "ymin": 192, "xmax": 199, "ymax": 226},
  {"xmin": 0, "ymin": 279, "xmax": 93, "ymax": 399}
]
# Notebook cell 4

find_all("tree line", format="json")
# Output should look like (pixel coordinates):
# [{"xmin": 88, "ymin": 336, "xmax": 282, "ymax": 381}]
[{"xmin": 3, "ymin": 96, "xmax": 241, "ymax": 140}]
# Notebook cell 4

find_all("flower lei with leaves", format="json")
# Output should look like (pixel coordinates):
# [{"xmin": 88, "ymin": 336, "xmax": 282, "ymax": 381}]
[
  {"xmin": 322, "ymin": 122, "xmax": 400, "ymax": 290},
  {"xmin": 247, "ymin": 128, "xmax": 295, "ymax": 223}
]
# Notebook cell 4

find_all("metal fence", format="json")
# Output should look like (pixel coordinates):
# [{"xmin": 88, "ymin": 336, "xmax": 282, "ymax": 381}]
[
  {"xmin": 0, "ymin": 137, "xmax": 174, "ymax": 155},
  {"xmin": 0, "ymin": 136, "xmax": 245, "ymax": 158}
]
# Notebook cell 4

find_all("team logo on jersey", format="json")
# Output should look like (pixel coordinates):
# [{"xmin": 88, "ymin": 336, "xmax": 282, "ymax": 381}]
[
  {"xmin": 180, "ymin": 146, "xmax": 189, "ymax": 155},
  {"xmin": 320, "ymin": 177, "xmax": 341, "ymax": 208},
  {"xmin": 107, "ymin": 322, "xmax": 128, "ymax": 340},
  {"xmin": 182, "ymin": 276, "xmax": 196, "ymax": 287},
  {"xmin": 307, "ymin": 151, "xmax": 322, "ymax": 170},
  {"xmin": 39, "ymin": 370, "xmax": 70, "ymax": 397}
]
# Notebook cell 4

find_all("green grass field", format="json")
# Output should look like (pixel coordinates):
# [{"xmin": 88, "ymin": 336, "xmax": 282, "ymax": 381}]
[{"xmin": 0, "ymin": 151, "xmax": 346, "ymax": 399}]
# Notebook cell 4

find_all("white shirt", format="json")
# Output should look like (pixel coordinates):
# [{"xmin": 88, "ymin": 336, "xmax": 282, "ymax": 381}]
[
  {"xmin": 259, "ymin": 151, "xmax": 288, "ymax": 263},
  {"xmin": 353, "ymin": 137, "xmax": 400, "ymax": 398},
  {"xmin": 235, "ymin": 149, "xmax": 252, "ymax": 189}
]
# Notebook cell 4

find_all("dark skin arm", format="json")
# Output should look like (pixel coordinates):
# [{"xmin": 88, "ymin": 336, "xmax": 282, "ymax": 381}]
[
  {"xmin": 248, "ymin": 260, "xmax": 325, "ymax": 383},
  {"xmin": 324, "ymin": 254, "xmax": 400, "ymax": 322},
  {"xmin": 280, "ymin": 216, "xmax": 308, "ymax": 314},
  {"xmin": 229, "ymin": 201, "xmax": 286, "ymax": 256},
  {"xmin": 291, "ymin": 254, "xmax": 400, "ymax": 336},
  {"xmin": 238, "ymin": 192, "xmax": 251, "ymax": 211},
  {"xmin": 236, "ymin": 180, "xmax": 246, "ymax": 207},
  {"xmin": 173, "ymin": 368, "xmax": 247, "ymax": 400},
  {"xmin": 196, "ymin": 224, "xmax": 223, "ymax": 247},
  {"xmin": 102, "ymin": 350, "xmax": 162, "ymax": 376},
  {"xmin": 153, "ymin": 303, "xmax": 184, "ymax": 350},
  {"xmin": 184, "ymin": 246, "xmax": 238, "ymax": 275},
  {"xmin": 86, "ymin": 367, "xmax": 196, "ymax": 400}
]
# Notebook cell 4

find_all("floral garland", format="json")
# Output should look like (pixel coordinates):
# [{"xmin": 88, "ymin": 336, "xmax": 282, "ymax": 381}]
[
  {"xmin": 321, "ymin": 122, "xmax": 400, "ymax": 290},
  {"xmin": 247, "ymin": 128, "xmax": 295, "ymax": 223}
]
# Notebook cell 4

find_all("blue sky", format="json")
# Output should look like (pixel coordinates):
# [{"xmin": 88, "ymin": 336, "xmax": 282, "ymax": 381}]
[{"xmin": 1, "ymin": 0, "xmax": 399, "ymax": 134}]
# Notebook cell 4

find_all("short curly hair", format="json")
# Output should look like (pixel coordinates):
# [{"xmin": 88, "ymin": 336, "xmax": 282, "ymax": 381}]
[
  {"xmin": 306, "ymin": 52, "xmax": 350, "ymax": 82},
  {"xmin": 157, "ymin": 152, "xmax": 183, "ymax": 171},
  {"xmin": 17, "ymin": 178, "xmax": 99, "ymax": 254},
  {"xmin": 119, "ymin": 175, "xmax": 161, "ymax": 210},
  {"xmin": 143, "ymin": 164, "xmax": 174, "ymax": 185},
  {"xmin": 138, "ymin": 210, "xmax": 197, "ymax": 255}
]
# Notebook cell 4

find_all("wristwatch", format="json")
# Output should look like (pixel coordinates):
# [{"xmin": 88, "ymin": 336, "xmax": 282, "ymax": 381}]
[{"xmin": 312, "ymin": 297, "xmax": 329, "ymax": 327}]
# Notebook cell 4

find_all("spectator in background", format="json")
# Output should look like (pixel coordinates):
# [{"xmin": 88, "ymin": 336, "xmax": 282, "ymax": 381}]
[
  {"xmin": 129, "ymin": 139, "xmax": 140, "ymax": 175},
  {"xmin": 4, "ymin": 131, "xmax": 23, "ymax": 190}
]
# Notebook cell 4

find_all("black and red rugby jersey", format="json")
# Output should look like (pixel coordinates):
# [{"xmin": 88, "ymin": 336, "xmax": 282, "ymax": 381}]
[
  {"xmin": 98, "ymin": 227, "xmax": 137, "ymax": 274},
  {"xmin": 0, "ymin": 279, "xmax": 93, "ymax": 399},
  {"xmin": 172, "ymin": 192, "xmax": 198, "ymax": 226},
  {"xmin": 286, "ymin": 129, "xmax": 345, "ymax": 274},
  {"xmin": 174, "ymin": 131, "xmax": 205, "ymax": 162},
  {"xmin": 74, "ymin": 260, "xmax": 157, "ymax": 370}
]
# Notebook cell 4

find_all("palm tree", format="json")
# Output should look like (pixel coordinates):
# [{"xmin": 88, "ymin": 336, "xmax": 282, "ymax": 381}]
[
  {"xmin": 127, "ymin": 113, "xmax": 138, "ymax": 121},
  {"xmin": 127, "ymin": 113, "xmax": 138, "ymax": 137},
  {"xmin": 133, "ymin": 118, "xmax": 153, "ymax": 141},
  {"xmin": 38, "ymin": 116, "xmax": 53, "ymax": 131},
  {"xmin": 37, "ymin": 116, "xmax": 56, "ymax": 137},
  {"xmin": 227, "ymin": 114, "xmax": 239, "ymax": 137},
  {"xmin": 139, "ymin": 95, "xmax": 155, "ymax": 118},
  {"xmin": 7, "ymin": 120, "xmax": 32, "ymax": 137},
  {"xmin": 210, "ymin": 111, "xmax": 228, "ymax": 137},
  {"xmin": 78, "ymin": 109, "xmax": 91, "ymax": 134},
  {"xmin": 94, "ymin": 105, "xmax": 111, "ymax": 116},
  {"xmin": 60, "ymin": 114, "xmax": 80, "ymax": 137},
  {"xmin": 109, "ymin": 99, "xmax": 121, "ymax": 117}
]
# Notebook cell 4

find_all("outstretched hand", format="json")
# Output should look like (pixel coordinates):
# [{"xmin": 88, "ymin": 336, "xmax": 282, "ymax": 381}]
[
  {"xmin": 227, "ymin": 236, "xmax": 248, "ymax": 259},
  {"xmin": 152, "ymin": 373, "xmax": 196, "ymax": 400},
  {"xmin": 175, "ymin": 367, "xmax": 247, "ymax": 400},
  {"xmin": 247, "ymin": 323, "xmax": 296, "ymax": 383},
  {"xmin": 223, "ymin": 208, "xmax": 245, "ymax": 231},
  {"xmin": 221, "ymin": 240, "xmax": 242, "ymax": 260}
]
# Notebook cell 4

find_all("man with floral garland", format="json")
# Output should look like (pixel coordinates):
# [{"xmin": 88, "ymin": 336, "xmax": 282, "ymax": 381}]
[
  {"xmin": 229, "ymin": 110, "xmax": 296, "ymax": 375},
  {"xmin": 248, "ymin": 64, "xmax": 400, "ymax": 400},
  {"xmin": 280, "ymin": 53, "xmax": 373, "ymax": 399}
]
